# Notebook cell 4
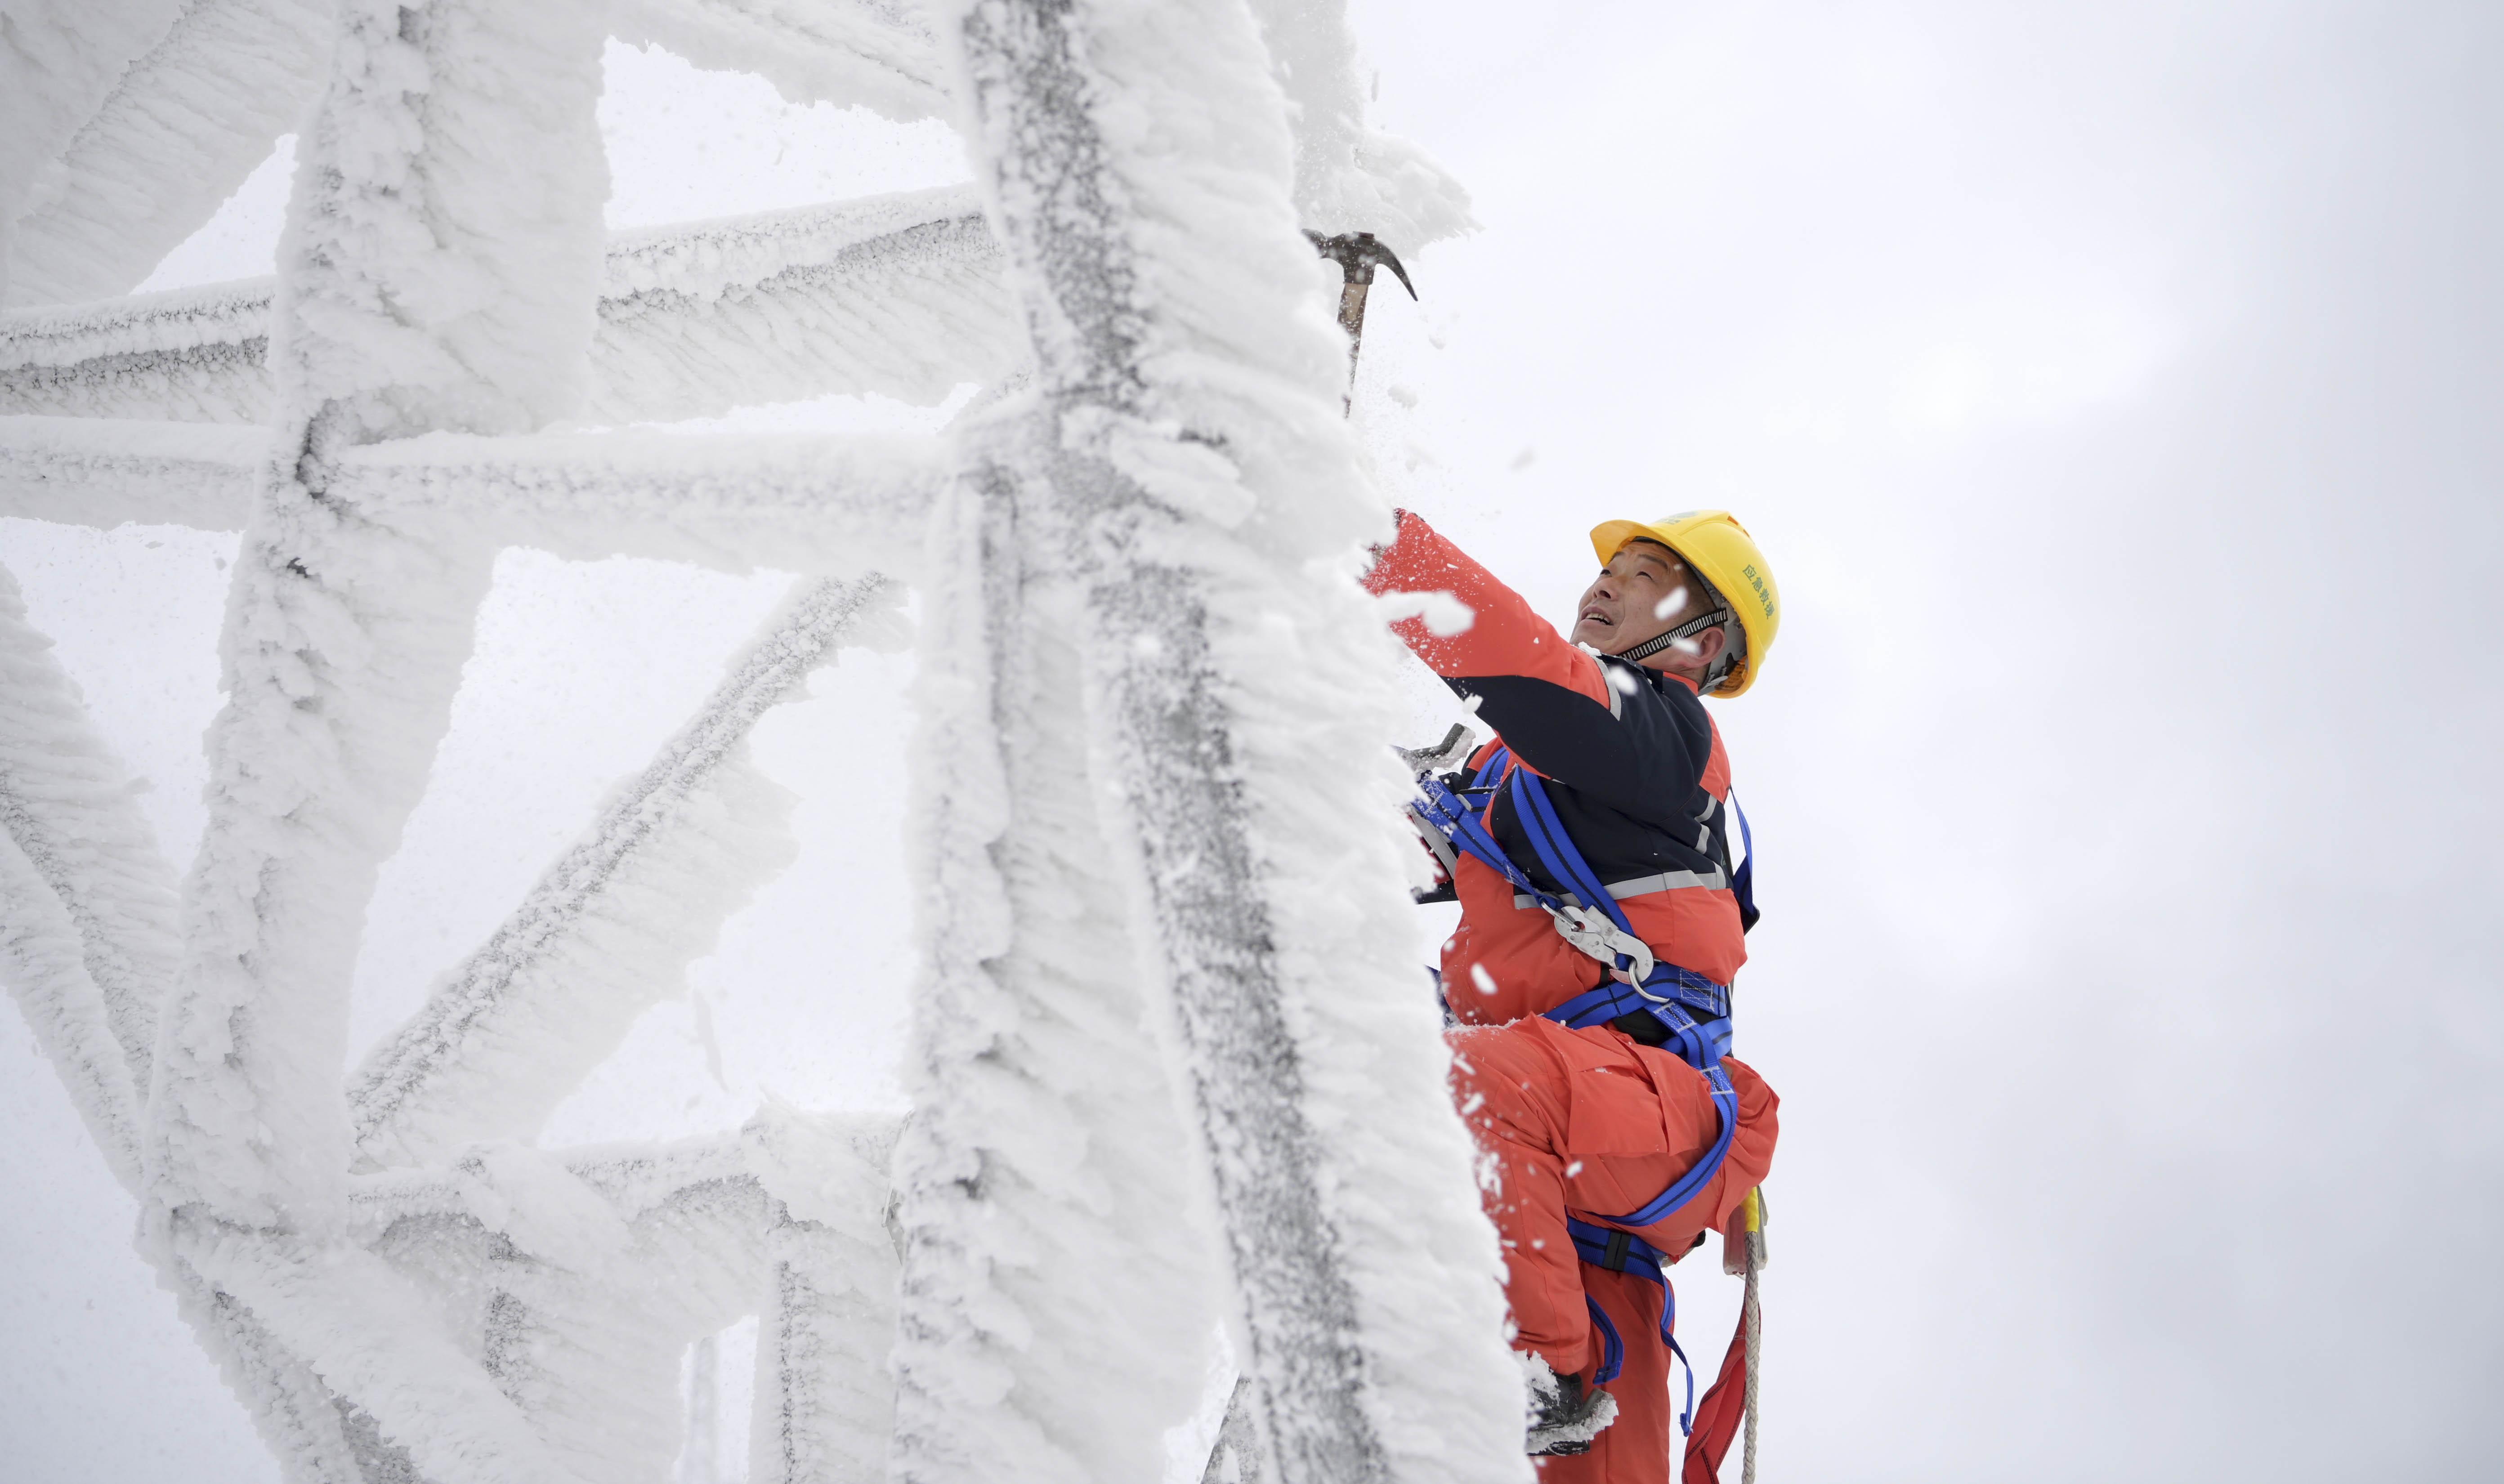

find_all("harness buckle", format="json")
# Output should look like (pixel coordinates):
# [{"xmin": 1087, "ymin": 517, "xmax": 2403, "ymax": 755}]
[{"xmin": 1548, "ymin": 902, "xmax": 1657, "ymax": 983}]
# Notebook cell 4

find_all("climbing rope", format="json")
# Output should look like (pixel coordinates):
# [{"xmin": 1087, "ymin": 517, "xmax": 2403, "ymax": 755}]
[{"xmin": 1742, "ymin": 1221, "xmax": 1762, "ymax": 1484}]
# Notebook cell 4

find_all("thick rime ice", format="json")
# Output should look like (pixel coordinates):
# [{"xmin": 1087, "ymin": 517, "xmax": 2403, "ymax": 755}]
[
  {"xmin": 332, "ymin": 429, "xmax": 953, "ymax": 574},
  {"xmin": 1245, "ymin": 0, "xmax": 1476, "ymax": 252},
  {"xmin": 0, "ymin": 0, "xmax": 188, "ymax": 304},
  {"xmin": 0, "ymin": 277, "xmax": 277, "ymax": 420},
  {"xmin": 4, "ymin": 0, "xmax": 333, "ymax": 310},
  {"xmin": 894, "ymin": 438, "xmax": 1230, "ymax": 1483},
  {"xmin": 272, "ymin": 0, "xmax": 614, "ymax": 443},
  {"xmin": 349, "ymin": 574, "xmax": 907, "ymax": 1167},
  {"xmin": 611, "ymin": 0, "xmax": 952, "ymax": 125},
  {"xmin": 593, "ymin": 190, "xmax": 1019, "ymax": 422},
  {"xmin": 0, "ymin": 414, "xmax": 266, "ymax": 528},
  {"xmin": 911, "ymin": 0, "xmax": 1519, "ymax": 1481},
  {"xmin": 0, "ymin": 192, "xmax": 1017, "ymax": 424},
  {"xmin": 0, "ymin": 0, "xmax": 1503, "ymax": 1481},
  {"xmin": 0, "ymin": 560, "xmax": 182, "ymax": 1181}
]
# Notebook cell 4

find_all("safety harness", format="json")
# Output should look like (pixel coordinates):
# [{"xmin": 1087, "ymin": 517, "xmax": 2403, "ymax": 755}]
[{"xmin": 1409, "ymin": 732, "xmax": 1756, "ymax": 1433}]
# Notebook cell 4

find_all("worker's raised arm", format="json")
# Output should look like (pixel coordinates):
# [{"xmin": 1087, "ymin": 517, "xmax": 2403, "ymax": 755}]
[{"xmin": 1362, "ymin": 510, "xmax": 1704, "ymax": 816}]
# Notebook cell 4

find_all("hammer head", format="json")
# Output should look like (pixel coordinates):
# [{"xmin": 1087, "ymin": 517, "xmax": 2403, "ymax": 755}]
[{"xmin": 1304, "ymin": 229, "xmax": 1418, "ymax": 300}]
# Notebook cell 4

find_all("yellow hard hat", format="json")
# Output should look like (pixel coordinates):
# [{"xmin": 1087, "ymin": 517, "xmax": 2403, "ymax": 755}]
[{"xmin": 1588, "ymin": 511, "xmax": 1781, "ymax": 697}]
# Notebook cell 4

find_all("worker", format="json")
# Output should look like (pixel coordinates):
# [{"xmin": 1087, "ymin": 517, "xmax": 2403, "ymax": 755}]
[{"xmin": 1364, "ymin": 510, "xmax": 1782, "ymax": 1481}]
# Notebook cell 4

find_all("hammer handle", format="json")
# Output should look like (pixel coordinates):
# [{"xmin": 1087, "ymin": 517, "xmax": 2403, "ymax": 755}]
[{"xmin": 1337, "ymin": 277, "xmax": 1373, "ymax": 343}]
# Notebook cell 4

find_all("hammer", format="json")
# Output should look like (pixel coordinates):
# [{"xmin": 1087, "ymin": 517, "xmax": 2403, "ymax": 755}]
[{"xmin": 1306, "ymin": 229, "xmax": 1417, "ymax": 413}]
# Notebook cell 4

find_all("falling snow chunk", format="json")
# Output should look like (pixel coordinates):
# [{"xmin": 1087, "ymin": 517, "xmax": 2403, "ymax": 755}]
[{"xmin": 1377, "ymin": 587, "xmax": 1476, "ymax": 637}]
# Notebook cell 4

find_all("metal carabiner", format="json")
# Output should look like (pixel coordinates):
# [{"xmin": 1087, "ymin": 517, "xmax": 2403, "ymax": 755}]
[{"xmin": 1548, "ymin": 901, "xmax": 1658, "ymax": 986}]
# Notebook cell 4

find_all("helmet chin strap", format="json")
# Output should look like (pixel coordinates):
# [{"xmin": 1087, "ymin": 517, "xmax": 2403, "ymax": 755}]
[{"xmin": 1615, "ymin": 606, "xmax": 1734, "ymax": 671}]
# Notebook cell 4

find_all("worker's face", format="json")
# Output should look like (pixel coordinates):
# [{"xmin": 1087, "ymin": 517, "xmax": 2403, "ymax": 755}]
[{"xmin": 1571, "ymin": 540, "xmax": 1701, "ymax": 657}]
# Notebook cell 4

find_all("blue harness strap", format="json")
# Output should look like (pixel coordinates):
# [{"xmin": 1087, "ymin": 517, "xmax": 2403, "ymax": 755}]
[
  {"xmin": 1569, "ymin": 1217, "xmax": 1698, "ymax": 1430},
  {"xmin": 1409, "ymin": 750, "xmax": 1555, "ymax": 909},
  {"xmin": 1583, "ymin": 1295, "xmax": 1626, "ymax": 1388},
  {"xmin": 1476, "ymin": 748, "xmax": 1743, "ymax": 1230},
  {"xmin": 1412, "ymin": 744, "xmax": 1746, "ymax": 1431}
]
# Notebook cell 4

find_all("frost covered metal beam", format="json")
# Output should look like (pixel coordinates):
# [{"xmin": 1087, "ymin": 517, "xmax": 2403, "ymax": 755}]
[
  {"xmin": 349, "ymin": 574, "xmax": 903, "ymax": 1167},
  {"xmin": 0, "ymin": 418, "xmax": 950, "ymax": 568},
  {"xmin": 0, "ymin": 189, "xmax": 1017, "ymax": 425},
  {"xmin": 167, "ymin": 1259, "xmax": 417, "ymax": 1484},
  {"xmin": 349, "ymin": 1122, "xmax": 900, "ymax": 1476},
  {"xmin": 943, "ymin": 3, "xmax": 1377, "ymax": 1469},
  {"xmin": 331, "ymin": 429, "xmax": 949, "ymax": 573},
  {"xmin": 0, "ymin": 559, "xmax": 186, "ymax": 1186},
  {"xmin": 140, "ymin": 3, "xmax": 622, "ymax": 1481},
  {"xmin": 895, "ymin": 438, "xmax": 1234, "ymax": 1484},
  {"xmin": 3, "ymin": 0, "xmax": 331, "ymax": 309},
  {"xmin": 899, "ymin": 0, "xmax": 1521, "ymax": 1480},
  {"xmin": 0, "ymin": 279, "xmax": 274, "ymax": 424},
  {"xmin": 594, "ymin": 186, "xmax": 1017, "ymax": 424},
  {"xmin": 0, "ymin": 0, "xmax": 189, "ymax": 304},
  {"xmin": 0, "ymin": 414, "xmax": 265, "ymax": 527},
  {"xmin": 341, "ymin": 1114, "xmax": 901, "ymax": 1484},
  {"xmin": 345, "ymin": 1140, "xmax": 774, "ymax": 1484},
  {"xmin": 614, "ymin": 0, "xmax": 950, "ymax": 122}
]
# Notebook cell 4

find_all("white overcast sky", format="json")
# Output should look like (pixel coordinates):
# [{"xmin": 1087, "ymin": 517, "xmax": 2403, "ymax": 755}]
[{"xmin": 4, "ymin": 2, "xmax": 2499, "ymax": 1480}]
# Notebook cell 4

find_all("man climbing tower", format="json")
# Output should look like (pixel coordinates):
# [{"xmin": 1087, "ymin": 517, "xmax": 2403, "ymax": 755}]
[{"xmin": 1364, "ymin": 510, "xmax": 1783, "ymax": 1482}]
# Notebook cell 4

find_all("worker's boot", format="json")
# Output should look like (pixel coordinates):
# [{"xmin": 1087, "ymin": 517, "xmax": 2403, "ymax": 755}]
[{"xmin": 1520, "ymin": 1351, "xmax": 1618, "ymax": 1456}]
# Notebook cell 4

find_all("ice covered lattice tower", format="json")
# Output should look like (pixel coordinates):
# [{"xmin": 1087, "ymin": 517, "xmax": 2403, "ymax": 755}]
[{"xmin": 0, "ymin": 1, "xmax": 1529, "ymax": 1482}]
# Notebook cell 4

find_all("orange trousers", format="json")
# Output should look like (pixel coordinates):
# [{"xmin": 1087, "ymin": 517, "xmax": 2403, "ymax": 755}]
[{"xmin": 1448, "ymin": 1016, "xmax": 1778, "ymax": 1484}]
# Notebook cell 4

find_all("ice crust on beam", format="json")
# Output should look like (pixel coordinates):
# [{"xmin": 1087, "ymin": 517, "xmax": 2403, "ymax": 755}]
[
  {"xmin": 0, "ymin": 192, "xmax": 1018, "ymax": 425},
  {"xmin": 333, "ymin": 430, "xmax": 949, "ymax": 574},
  {"xmin": 590, "ymin": 190, "xmax": 1016, "ymax": 424},
  {"xmin": 0, "ymin": 560, "xmax": 186, "ymax": 1184},
  {"xmin": 147, "ymin": 0, "xmax": 619, "ymax": 1227},
  {"xmin": 274, "ymin": 3, "xmax": 612, "ymax": 443},
  {"xmin": 352, "ymin": 1140, "xmax": 759, "ymax": 1484},
  {"xmin": 613, "ymin": 0, "xmax": 948, "ymax": 121},
  {"xmin": 927, "ymin": 0, "xmax": 1520, "ymax": 1478},
  {"xmin": 736, "ymin": 1109, "xmax": 904, "ymax": 1484},
  {"xmin": 143, "ymin": 5, "xmax": 620, "ymax": 1480},
  {"xmin": 0, "ymin": 414, "xmax": 265, "ymax": 527},
  {"xmin": 0, "ymin": 828, "xmax": 147, "ymax": 1182},
  {"xmin": 1245, "ymin": 0, "xmax": 1474, "ymax": 254},
  {"xmin": 0, "ymin": 0, "xmax": 954, "ymax": 310},
  {"xmin": 892, "ymin": 435, "xmax": 1227, "ymax": 1484},
  {"xmin": 349, "ymin": 574, "xmax": 906, "ymax": 1167},
  {"xmin": 174, "ymin": 1215, "xmax": 595, "ymax": 1484},
  {"xmin": 342, "ymin": 1113, "xmax": 901, "ymax": 1484},
  {"xmin": 168, "ymin": 1257, "xmax": 406, "ymax": 1483},
  {"xmin": 0, "ymin": 0, "xmax": 188, "ymax": 302},
  {"xmin": 4, "ymin": 0, "xmax": 331, "ymax": 309},
  {"xmin": 0, "ymin": 279, "xmax": 274, "ymax": 422},
  {"xmin": 604, "ymin": 187, "xmax": 983, "ymax": 302},
  {"xmin": 0, "ymin": 419, "xmax": 952, "ymax": 563}
]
